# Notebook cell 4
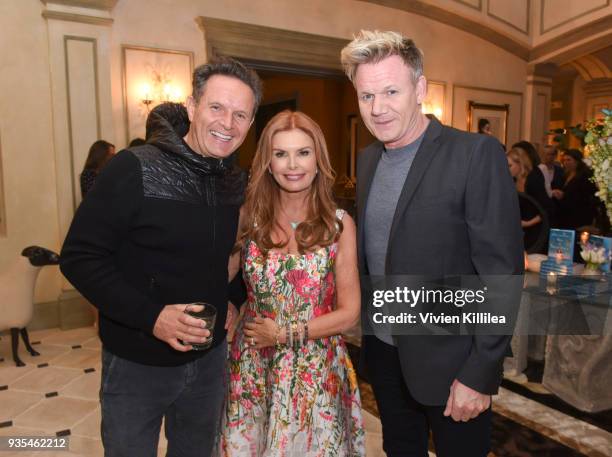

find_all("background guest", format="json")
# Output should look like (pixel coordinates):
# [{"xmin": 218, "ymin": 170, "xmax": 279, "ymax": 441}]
[
  {"xmin": 538, "ymin": 144, "xmax": 564, "ymax": 198},
  {"xmin": 552, "ymin": 148, "xmax": 598, "ymax": 230},
  {"xmin": 511, "ymin": 140, "xmax": 554, "ymax": 222},
  {"xmin": 80, "ymin": 140, "xmax": 115, "ymax": 198},
  {"xmin": 507, "ymin": 149, "xmax": 543, "ymax": 251},
  {"xmin": 128, "ymin": 137, "xmax": 146, "ymax": 147},
  {"xmin": 478, "ymin": 118, "xmax": 491, "ymax": 135}
]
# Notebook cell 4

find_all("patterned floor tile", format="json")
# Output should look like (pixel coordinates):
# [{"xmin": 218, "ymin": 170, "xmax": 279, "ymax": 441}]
[
  {"xmin": 11, "ymin": 366, "xmax": 82, "ymax": 394},
  {"xmin": 41, "ymin": 328, "xmax": 98, "ymax": 348},
  {"xmin": 71, "ymin": 407, "xmax": 100, "ymax": 440},
  {"xmin": 0, "ymin": 390, "xmax": 42, "ymax": 423},
  {"xmin": 48, "ymin": 349, "xmax": 100, "ymax": 370},
  {"xmin": 0, "ymin": 364, "xmax": 35, "ymax": 386},
  {"xmin": 14, "ymin": 396, "xmax": 98, "ymax": 432},
  {"xmin": 59, "ymin": 370, "xmax": 100, "ymax": 401}
]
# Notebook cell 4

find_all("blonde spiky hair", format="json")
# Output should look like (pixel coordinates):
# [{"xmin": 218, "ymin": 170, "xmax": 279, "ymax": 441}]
[{"xmin": 340, "ymin": 30, "xmax": 424, "ymax": 83}]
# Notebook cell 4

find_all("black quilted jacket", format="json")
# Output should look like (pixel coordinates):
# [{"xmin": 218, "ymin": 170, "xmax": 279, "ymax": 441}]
[{"xmin": 60, "ymin": 104, "xmax": 247, "ymax": 366}]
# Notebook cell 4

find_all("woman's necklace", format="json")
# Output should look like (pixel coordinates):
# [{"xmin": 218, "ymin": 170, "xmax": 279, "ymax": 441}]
[{"xmin": 280, "ymin": 207, "xmax": 302, "ymax": 231}]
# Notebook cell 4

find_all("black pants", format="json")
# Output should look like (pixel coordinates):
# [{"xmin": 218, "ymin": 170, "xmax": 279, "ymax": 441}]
[
  {"xmin": 100, "ymin": 341, "xmax": 226, "ymax": 457},
  {"xmin": 363, "ymin": 335, "xmax": 492, "ymax": 457}
]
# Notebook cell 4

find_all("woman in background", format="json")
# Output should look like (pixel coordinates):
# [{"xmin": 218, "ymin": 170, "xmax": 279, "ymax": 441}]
[
  {"xmin": 552, "ymin": 148, "xmax": 597, "ymax": 230},
  {"xmin": 80, "ymin": 140, "xmax": 115, "ymax": 198},
  {"xmin": 219, "ymin": 110, "xmax": 364, "ymax": 456},
  {"xmin": 507, "ymin": 148, "xmax": 543, "ymax": 251},
  {"xmin": 511, "ymin": 141, "xmax": 554, "ymax": 221}
]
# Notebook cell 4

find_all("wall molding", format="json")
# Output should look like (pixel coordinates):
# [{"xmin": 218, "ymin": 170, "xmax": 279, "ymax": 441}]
[
  {"xmin": 487, "ymin": 0, "xmax": 530, "ymax": 35},
  {"xmin": 540, "ymin": 0, "xmax": 610, "ymax": 35},
  {"xmin": 41, "ymin": 10, "xmax": 113, "ymax": 26},
  {"xmin": 41, "ymin": 0, "xmax": 117, "ymax": 11},
  {"xmin": 196, "ymin": 17, "xmax": 348, "ymax": 71},
  {"xmin": 453, "ymin": 0, "xmax": 482, "ymax": 11},
  {"xmin": 531, "ymin": 14, "xmax": 612, "ymax": 62},
  {"xmin": 58, "ymin": 289, "xmax": 95, "ymax": 330},
  {"xmin": 362, "ymin": 0, "xmax": 612, "ymax": 65},
  {"xmin": 0, "ymin": 133, "xmax": 6, "ymax": 237},
  {"xmin": 584, "ymin": 80, "xmax": 612, "ymax": 96},
  {"xmin": 25, "ymin": 291, "xmax": 95, "ymax": 331},
  {"xmin": 526, "ymin": 75, "xmax": 553, "ymax": 87},
  {"xmin": 571, "ymin": 55, "xmax": 612, "ymax": 81},
  {"xmin": 64, "ymin": 36, "xmax": 101, "ymax": 210},
  {"xmin": 452, "ymin": 84, "xmax": 524, "ymax": 97},
  {"xmin": 360, "ymin": 0, "xmax": 529, "ymax": 60},
  {"xmin": 28, "ymin": 299, "xmax": 61, "ymax": 331},
  {"xmin": 527, "ymin": 80, "xmax": 554, "ymax": 87}
]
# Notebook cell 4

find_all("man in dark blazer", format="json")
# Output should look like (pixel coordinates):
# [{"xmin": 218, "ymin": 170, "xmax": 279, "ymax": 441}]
[{"xmin": 341, "ymin": 31, "xmax": 524, "ymax": 456}]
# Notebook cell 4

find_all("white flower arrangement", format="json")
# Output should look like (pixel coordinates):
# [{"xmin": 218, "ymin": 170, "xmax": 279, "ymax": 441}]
[
  {"xmin": 579, "ymin": 241, "xmax": 610, "ymax": 274},
  {"xmin": 580, "ymin": 244, "xmax": 607, "ymax": 265},
  {"xmin": 584, "ymin": 109, "xmax": 612, "ymax": 224}
]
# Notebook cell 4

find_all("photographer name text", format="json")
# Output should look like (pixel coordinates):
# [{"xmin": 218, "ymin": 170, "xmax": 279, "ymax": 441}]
[{"xmin": 372, "ymin": 312, "xmax": 506, "ymax": 324}]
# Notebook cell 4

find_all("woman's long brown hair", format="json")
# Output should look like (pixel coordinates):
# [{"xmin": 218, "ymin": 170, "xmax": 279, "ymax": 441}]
[{"xmin": 239, "ymin": 110, "xmax": 342, "ymax": 254}]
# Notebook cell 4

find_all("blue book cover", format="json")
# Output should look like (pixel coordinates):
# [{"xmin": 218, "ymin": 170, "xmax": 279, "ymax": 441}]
[
  {"xmin": 547, "ymin": 229, "xmax": 575, "ymax": 262},
  {"xmin": 540, "ymin": 229, "xmax": 575, "ymax": 275}
]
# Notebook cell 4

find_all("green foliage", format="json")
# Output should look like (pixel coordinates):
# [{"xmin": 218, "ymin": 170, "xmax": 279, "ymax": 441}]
[{"xmin": 584, "ymin": 109, "xmax": 612, "ymax": 224}]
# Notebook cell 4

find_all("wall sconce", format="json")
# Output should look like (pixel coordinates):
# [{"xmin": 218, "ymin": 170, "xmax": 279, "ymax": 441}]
[
  {"xmin": 139, "ymin": 79, "xmax": 183, "ymax": 112},
  {"xmin": 422, "ymin": 102, "xmax": 443, "ymax": 119},
  {"xmin": 141, "ymin": 83, "xmax": 153, "ymax": 112}
]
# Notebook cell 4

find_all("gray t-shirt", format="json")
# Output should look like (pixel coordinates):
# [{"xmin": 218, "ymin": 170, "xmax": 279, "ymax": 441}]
[{"xmin": 364, "ymin": 133, "xmax": 425, "ymax": 345}]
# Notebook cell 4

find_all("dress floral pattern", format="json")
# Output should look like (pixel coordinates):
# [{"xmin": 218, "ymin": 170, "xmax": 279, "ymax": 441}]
[{"xmin": 219, "ymin": 210, "xmax": 365, "ymax": 456}]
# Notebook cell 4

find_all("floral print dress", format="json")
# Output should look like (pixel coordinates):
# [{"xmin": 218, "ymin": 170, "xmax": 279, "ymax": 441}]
[{"xmin": 219, "ymin": 210, "xmax": 365, "ymax": 456}]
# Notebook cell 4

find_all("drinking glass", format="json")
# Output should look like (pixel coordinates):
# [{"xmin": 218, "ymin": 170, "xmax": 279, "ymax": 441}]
[{"xmin": 184, "ymin": 302, "xmax": 217, "ymax": 350}]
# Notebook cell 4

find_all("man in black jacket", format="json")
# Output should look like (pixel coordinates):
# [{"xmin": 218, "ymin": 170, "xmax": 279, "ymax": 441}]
[
  {"xmin": 341, "ymin": 31, "xmax": 523, "ymax": 456},
  {"xmin": 60, "ymin": 58, "xmax": 262, "ymax": 457}
]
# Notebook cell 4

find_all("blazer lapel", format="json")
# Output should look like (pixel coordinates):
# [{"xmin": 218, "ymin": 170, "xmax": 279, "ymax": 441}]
[{"xmin": 385, "ymin": 118, "xmax": 444, "ymax": 270}]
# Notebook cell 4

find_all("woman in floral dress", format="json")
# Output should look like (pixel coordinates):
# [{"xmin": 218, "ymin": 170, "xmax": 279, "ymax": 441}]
[{"xmin": 219, "ymin": 111, "xmax": 365, "ymax": 456}]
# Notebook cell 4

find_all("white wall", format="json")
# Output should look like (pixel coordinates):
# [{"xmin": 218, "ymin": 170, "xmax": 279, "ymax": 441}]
[{"xmin": 0, "ymin": 1, "xmax": 62, "ymax": 303}]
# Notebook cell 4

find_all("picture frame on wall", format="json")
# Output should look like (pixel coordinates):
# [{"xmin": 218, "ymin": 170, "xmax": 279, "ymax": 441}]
[
  {"xmin": 122, "ymin": 45, "xmax": 193, "ymax": 144},
  {"xmin": 467, "ymin": 101, "xmax": 509, "ymax": 146},
  {"xmin": 348, "ymin": 114, "xmax": 375, "ymax": 180}
]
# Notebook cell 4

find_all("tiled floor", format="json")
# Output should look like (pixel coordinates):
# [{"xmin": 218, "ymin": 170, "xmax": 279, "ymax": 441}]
[
  {"xmin": 4, "ymin": 327, "xmax": 609, "ymax": 456},
  {"xmin": 0, "ymin": 327, "xmax": 394, "ymax": 457},
  {"xmin": 0, "ymin": 327, "xmax": 104, "ymax": 456}
]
